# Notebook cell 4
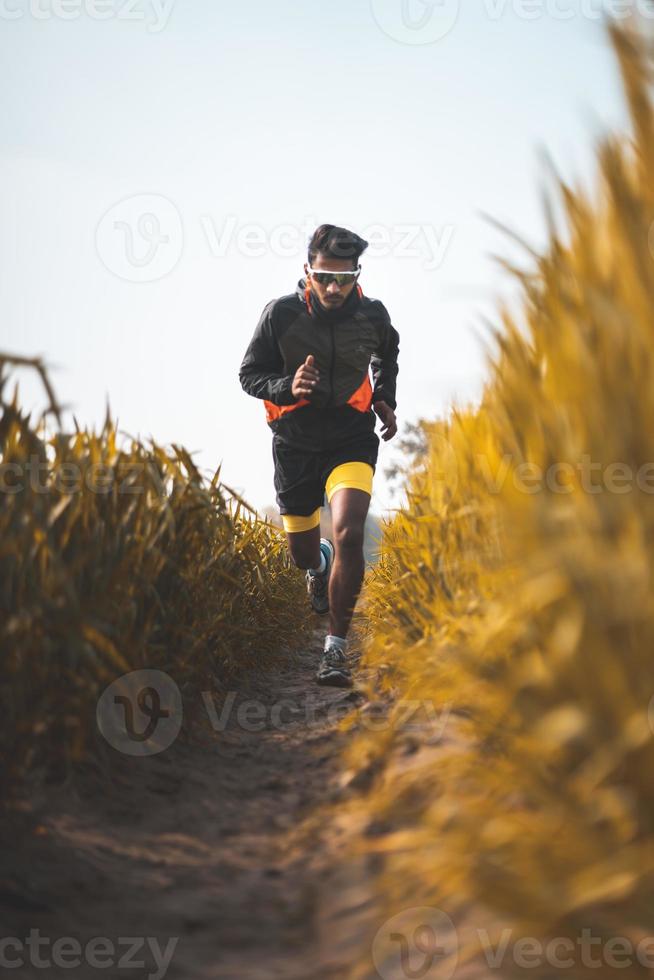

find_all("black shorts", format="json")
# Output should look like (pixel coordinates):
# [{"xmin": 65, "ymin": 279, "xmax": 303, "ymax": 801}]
[{"xmin": 272, "ymin": 430, "xmax": 380, "ymax": 516}]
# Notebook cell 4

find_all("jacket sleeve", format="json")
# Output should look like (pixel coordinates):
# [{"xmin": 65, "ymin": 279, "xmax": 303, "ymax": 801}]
[
  {"xmin": 371, "ymin": 304, "xmax": 400, "ymax": 411},
  {"xmin": 239, "ymin": 300, "xmax": 297, "ymax": 406}
]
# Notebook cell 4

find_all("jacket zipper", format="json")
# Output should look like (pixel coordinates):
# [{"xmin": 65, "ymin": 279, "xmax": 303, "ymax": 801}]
[{"xmin": 326, "ymin": 322, "xmax": 335, "ymax": 408}]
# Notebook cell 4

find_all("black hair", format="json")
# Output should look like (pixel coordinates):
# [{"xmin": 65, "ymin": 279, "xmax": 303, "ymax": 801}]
[{"xmin": 307, "ymin": 224, "xmax": 369, "ymax": 268}]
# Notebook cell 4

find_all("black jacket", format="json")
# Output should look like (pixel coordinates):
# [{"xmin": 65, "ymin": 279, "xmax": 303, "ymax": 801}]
[{"xmin": 239, "ymin": 279, "xmax": 399, "ymax": 447}]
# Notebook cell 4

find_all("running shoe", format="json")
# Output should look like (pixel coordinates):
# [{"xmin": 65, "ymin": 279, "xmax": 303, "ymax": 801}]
[{"xmin": 316, "ymin": 644, "xmax": 353, "ymax": 688}]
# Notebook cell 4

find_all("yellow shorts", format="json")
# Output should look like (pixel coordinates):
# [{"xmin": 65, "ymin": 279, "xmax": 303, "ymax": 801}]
[{"xmin": 281, "ymin": 461, "xmax": 374, "ymax": 534}]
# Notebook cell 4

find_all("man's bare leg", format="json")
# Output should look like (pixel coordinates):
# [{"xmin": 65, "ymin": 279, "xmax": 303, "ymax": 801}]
[
  {"xmin": 285, "ymin": 524, "xmax": 321, "ymax": 570},
  {"xmin": 328, "ymin": 487, "xmax": 371, "ymax": 639}
]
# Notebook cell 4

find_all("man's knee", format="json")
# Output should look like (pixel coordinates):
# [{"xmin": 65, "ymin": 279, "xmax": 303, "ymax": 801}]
[{"xmin": 334, "ymin": 523, "xmax": 365, "ymax": 552}]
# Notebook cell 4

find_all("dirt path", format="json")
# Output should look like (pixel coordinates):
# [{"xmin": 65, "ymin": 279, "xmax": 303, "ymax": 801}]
[{"xmin": 0, "ymin": 627, "xmax": 378, "ymax": 980}]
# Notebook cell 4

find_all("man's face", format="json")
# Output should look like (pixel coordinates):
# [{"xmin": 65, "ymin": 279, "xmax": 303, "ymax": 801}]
[{"xmin": 304, "ymin": 253, "xmax": 359, "ymax": 309}]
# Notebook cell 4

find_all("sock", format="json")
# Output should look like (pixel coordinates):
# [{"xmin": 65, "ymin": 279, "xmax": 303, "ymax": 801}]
[
  {"xmin": 310, "ymin": 548, "xmax": 327, "ymax": 575},
  {"xmin": 325, "ymin": 634, "xmax": 347, "ymax": 653}
]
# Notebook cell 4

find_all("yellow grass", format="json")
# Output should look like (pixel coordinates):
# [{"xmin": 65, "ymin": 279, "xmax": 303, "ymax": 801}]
[
  {"xmin": 0, "ymin": 356, "xmax": 311, "ymax": 787},
  {"xmin": 343, "ymin": 21, "xmax": 654, "ymax": 979}
]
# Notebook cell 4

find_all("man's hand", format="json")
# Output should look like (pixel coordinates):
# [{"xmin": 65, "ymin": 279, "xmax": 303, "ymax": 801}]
[
  {"xmin": 292, "ymin": 354, "xmax": 320, "ymax": 400},
  {"xmin": 373, "ymin": 400, "xmax": 397, "ymax": 441}
]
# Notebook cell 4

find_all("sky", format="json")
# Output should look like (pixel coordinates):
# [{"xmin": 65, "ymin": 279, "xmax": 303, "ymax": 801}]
[{"xmin": 0, "ymin": 0, "xmax": 633, "ymax": 516}]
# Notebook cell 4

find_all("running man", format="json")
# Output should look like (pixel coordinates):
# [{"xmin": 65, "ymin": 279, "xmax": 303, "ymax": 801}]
[{"xmin": 239, "ymin": 224, "xmax": 400, "ymax": 687}]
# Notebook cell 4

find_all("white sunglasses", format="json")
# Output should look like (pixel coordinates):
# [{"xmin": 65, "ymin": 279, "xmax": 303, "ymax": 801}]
[{"xmin": 307, "ymin": 266, "xmax": 361, "ymax": 286}]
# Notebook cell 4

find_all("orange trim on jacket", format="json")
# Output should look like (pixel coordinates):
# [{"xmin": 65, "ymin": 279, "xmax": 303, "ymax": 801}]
[
  {"xmin": 265, "ymin": 372, "xmax": 372, "ymax": 423},
  {"xmin": 266, "ymin": 283, "xmax": 369, "ymax": 423},
  {"xmin": 264, "ymin": 397, "xmax": 309, "ymax": 423},
  {"xmin": 346, "ymin": 372, "xmax": 373, "ymax": 413}
]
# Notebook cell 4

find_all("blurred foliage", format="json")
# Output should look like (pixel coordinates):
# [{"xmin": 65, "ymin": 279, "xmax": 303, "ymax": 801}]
[
  {"xmin": 344, "ymin": 22, "xmax": 654, "ymax": 979},
  {"xmin": 383, "ymin": 419, "xmax": 430, "ymax": 499},
  {"xmin": 0, "ymin": 354, "xmax": 311, "ymax": 789}
]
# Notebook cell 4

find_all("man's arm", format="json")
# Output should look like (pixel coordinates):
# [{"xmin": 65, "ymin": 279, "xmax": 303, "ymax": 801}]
[
  {"xmin": 239, "ymin": 300, "xmax": 297, "ymax": 406},
  {"xmin": 371, "ymin": 304, "xmax": 400, "ymax": 410}
]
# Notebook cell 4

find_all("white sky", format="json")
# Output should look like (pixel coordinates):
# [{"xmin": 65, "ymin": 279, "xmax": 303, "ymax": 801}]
[{"xmin": 1, "ymin": 0, "xmax": 631, "ymax": 515}]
